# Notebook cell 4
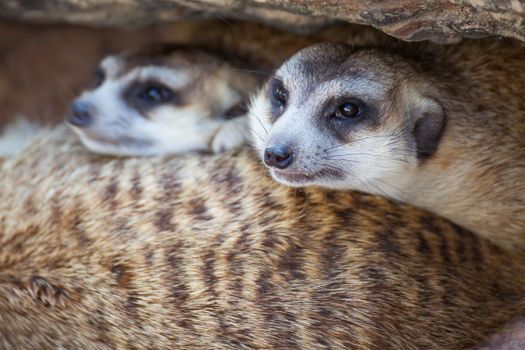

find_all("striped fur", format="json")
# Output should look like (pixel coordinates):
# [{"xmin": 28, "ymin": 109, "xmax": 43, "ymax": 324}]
[{"xmin": 0, "ymin": 126, "xmax": 524, "ymax": 349}]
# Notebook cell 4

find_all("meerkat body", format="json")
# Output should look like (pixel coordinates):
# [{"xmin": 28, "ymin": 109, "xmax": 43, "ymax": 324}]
[
  {"xmin": 249, "ymin": 40, "xmax": 525, "ymax": 248},
  {"xmin": 0, "ymin": 127, "xmax": 524, "ymax": 349},
  {"xmin": 66, "ymin": 44, "xmax": 260, "ymax": 156}
]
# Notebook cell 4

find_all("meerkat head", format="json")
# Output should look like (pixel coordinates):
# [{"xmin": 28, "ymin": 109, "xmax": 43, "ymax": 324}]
[
  {"xmin": 68, "ymin": 44, "xmax": 256, "ymax": 156},
  {"xmin": 249, "ymin": 43, "xmax": 446, "ymax": 194}
]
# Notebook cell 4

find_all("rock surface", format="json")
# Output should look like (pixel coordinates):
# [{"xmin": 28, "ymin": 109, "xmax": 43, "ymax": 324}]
[{"xmin": 0, "ymin": 0, "xmax": 524, "ymax": 43}]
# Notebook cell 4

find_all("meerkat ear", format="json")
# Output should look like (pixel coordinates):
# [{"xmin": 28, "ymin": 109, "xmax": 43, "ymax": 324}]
[{"xmin": 410, "ymin": 96, "xmax": 447, "ymax": 159}]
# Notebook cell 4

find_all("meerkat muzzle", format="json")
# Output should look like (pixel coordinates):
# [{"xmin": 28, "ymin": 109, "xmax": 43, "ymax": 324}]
[
  {"xmin": 69, "ymin": 101, "xmax": 94, "ymax": 128},
  {"xmin": 264, "ymin": 145, "xmax": 293, "ymax": 169}
]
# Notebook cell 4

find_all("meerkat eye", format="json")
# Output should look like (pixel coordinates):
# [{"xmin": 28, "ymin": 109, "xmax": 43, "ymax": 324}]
[
  {"xmin": 138, "ymin": 84, "xmax": 175, "ymax": 104},
  {"xmin": 334, "ymin": 100, "xmax": 363, "ymax": 119},
  {"xmin": 274, "ymin": 85, "xmax": 288, "ymax": 107},
  {"xmin": 91, "ymin": 68, "xmax": 105, "ymax": 89},
  {"xmin": 268, "ymin": 78, "xmax": 288, "ymax": 120},
  {"xmin": 124, "ymin": 80, "xmax": 181, "ymax": 112}
]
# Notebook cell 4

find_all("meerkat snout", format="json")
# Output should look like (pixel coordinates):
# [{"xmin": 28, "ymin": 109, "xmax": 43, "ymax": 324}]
[
  {"xmin": 68, "ymin": 44, "xmax": 259, "ymax": 156},
  {"xmin": 263, "ymin": 145, "xmax": 293, "ymax": 169},
  {"xmin": 249, "ymin": 42, "xmax": 525, "ymax": 247},
  {"xmin": 69, "ymin": 100, "xmax": 95, "ymax": 128}
]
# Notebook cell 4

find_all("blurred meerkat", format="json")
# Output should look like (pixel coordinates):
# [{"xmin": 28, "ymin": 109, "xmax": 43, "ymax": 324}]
[
  {"xmin": 0, "ymin": 20, "xmax": 386, "ymax": 157},
  {"xmin": 67, "ymin": 44, "xmax": 259, "ymax": 156},
  {"xmin": 0, "ymin": 127, "xmax": 524, "ymax": 349},
  {"xmin": 249, "ymin": 41, "xmax": 525, "ymax": 248}
]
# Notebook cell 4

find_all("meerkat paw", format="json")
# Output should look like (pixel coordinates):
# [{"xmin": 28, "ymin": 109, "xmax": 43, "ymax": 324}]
[{"xmin": 211, "ymin": 118, "xmax": 249, "ymax": 153}]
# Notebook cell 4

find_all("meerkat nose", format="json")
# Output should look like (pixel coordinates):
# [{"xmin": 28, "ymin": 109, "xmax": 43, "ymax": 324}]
[
  {"xmin": 69, "ymin": 101, "xmax": 94, "ymax": 128},
  {"xmin": 264, "ymin": 146, "xmax": 293, "ymax": 169}
]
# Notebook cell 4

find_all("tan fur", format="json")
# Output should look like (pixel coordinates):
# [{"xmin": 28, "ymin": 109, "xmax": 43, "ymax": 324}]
[
  {"xmin": 399, "ymin": 39, "xmax": 525, "ymax": 248},
  {"xmin": 0, "ymin": 126, "xmax": 524, "ymax": 349},
  {"xmin": 249, "ymin": 39, "xmax": 525, "ymax": 248}
]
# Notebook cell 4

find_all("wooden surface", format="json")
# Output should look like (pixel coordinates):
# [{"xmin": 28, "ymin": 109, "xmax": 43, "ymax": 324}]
[{"xmin": 0, "ymin": 1, "xmax": 524, "ymax": 43}]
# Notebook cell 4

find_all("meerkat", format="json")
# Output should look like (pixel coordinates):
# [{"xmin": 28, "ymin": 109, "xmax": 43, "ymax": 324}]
[
  {"xmin": 0, "ymin": 126, "xmax": 524, "ymax": 349},
  {"xmin": 61, "ymin": 23, "xmax": 390, "ymax": 158},
  {"xmin": 249, "ymin": 41, "xmax": 525, "ymax": 248},
  {"xmin": 67, "ymin": 44, "xmax": 259, "ymax": 156}
]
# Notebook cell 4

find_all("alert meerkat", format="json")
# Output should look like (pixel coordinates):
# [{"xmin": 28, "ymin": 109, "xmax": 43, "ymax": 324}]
[
  {"xmin": 0, "ymin": 126, "xmax": 524, "ymax": 350},
  {"xmin": 67, "ymin": 44, "xmax": 260, "ymax": 156},
  {"xmin": 249, "ymin": 41, "xmax": 525, "ymax": 248}
]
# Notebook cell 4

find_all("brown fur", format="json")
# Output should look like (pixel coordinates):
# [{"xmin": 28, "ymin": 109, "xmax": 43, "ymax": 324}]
[
  {"xmin": 0, "ymin": 126, "xmax": 524, "ymax": 349},
  {"xmin": 393, "ymin": 39, "xmax": 525, "ymax": 247},
  {"xmin": 0, "ymin": 19, "xmax": 386, "ymax": 129},
  {"xmin": 251, "ymin": 38, "xmax": 525, "ymax": 248}
]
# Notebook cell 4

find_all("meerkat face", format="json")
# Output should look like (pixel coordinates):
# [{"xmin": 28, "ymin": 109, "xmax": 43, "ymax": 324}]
[
  {"xmin": 68, "ymin": 46, "xmax": 252, "ymax": 156},
  {"xmin": 250, "ymin": 43, "xmax": 446, "ymax": 195}
]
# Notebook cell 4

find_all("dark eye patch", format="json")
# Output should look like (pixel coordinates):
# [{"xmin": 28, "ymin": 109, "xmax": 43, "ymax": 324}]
[
  {"xmin": 268, "ymin": 77, "xmax": 288, "ymax": 121},
  {"xmin": 223, "ymin": 102, "xmax": 249, "ymax": 120},
  {"xmin": 324, "ymin": 96, "xmax": 381, "ymax": 141},
  {"xmin": 91, "ymin": 68, "xmax": 105, "ymax": 89},
  {"xmin": 124, "ymin": 79, "xmax": 181, "ymax": 116}
]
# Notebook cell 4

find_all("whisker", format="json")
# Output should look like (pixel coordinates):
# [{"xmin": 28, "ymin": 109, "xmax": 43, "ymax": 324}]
[
  {"xmin": 373, "ymin": 178, "xmax": 412, "ymax": 199},
  {"xmin": 230, "ymin": 67, "xmax": 276, "ymax": 79},
  {"xmin": 322, "ymin": 134, "xmax": 394, "ymax": 152},
  {"xmin": 322, "ymin": 127, "xmax": 409, "ymax": 153},
  {"xmin": 215, "ymin": 14, "xmax": 242, "ymax": 32},
  {"xmin": 323, "ymin": 163, "xmax": 372, "ymax": 193},
  {"xmin": 326, "ymin": 153, "xmax": 411, "ymax": 164},
  {"xmin": 362, "ymin": 179, "xmax": 394, "ymax": 201},
  {"xmin": 249, "ymin": 111, "xmax": 269, "ymax": 136},
  {"xmin": 228, "ymin": 119, "xmax": 265, "ymax": 143}
]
